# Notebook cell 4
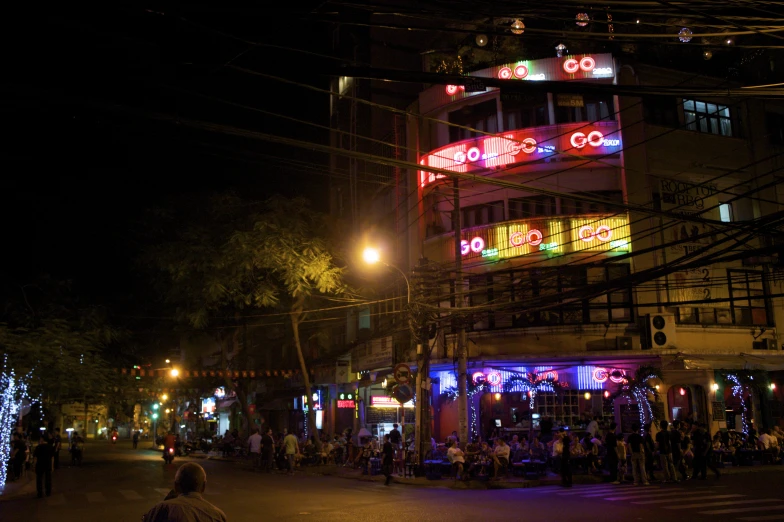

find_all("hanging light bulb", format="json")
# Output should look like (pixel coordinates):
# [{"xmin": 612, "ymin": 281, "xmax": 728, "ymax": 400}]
[
  {"xmin": 678, "ymin": 28, "xmax": 693, "ymax": 43},
  {"xmin": 555, "ymin": 43, "xmax": 567, "ymax": 58},
  {"xmin": 584, "ymin": 392, "xmax": 592, "ymax": 400},
  {"xmin": 576, "ymin": 13, "xmax": 590, "ymax": 27},
  {"xmin": 636, "ymin": 19, "xmax": 640, "ymax": 24},
  {"xmin": 511, "ymin": 19, "xmax": 525, "ymax": 35},
  {"xmin": 703, "ymin": 50, "xmax": 713, "ymax": 60},
  {"xmin": 679, "ymin": 387, "xmax": 686, "ymax": 396},
  {"xmin": 475, "ymin": 34, "xmax": 488, "ymax": 47},
  {"xmin": 725, "ymin": 37, "xmax": 734, "ymax": 45}
]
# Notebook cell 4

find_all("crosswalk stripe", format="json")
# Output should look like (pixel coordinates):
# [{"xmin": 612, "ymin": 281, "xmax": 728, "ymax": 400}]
[
  {"xmin": 603, "ymin": 491, "xmax": 706, "ymax": 501},
  {"xmin": 579, "ymin": 487, "xmax": 660, "ymax": 497},
  {"xmin": 738, "ymin": 516, "xmax": 784, "ymax": 521},
  {"xmin": 627, "ymin": 494, "xmax": 744, "ymax": 505},
  {"xmin": 119, "ymin": 489, "xmax": 144, "ymax": 500},
  {"xmin": 46, "ymin": 493, "xmax": 66, "ymax": 506},
  {"xmin": 663, "ymin": 500, "xmax": 781, "ymax": 510},
  {"xmin": 700, "ymin": 506, "xmax": 784, "ymax": 515},
  {"xmin": 86, "ymin": 492, "xmax": 106, "ymax": 503}
]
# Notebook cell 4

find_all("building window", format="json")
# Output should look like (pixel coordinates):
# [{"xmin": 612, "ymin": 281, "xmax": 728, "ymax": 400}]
[
  {"xmin": 555, "ymin": 94, "xmax": 613, "ymax": 124},
  {"xmin": 683, "ymin": 99, "xmax": 733, "ymax": 137},
  {"xmin": 461, "ymin": 201, "xmax": 504, "ymax": 228},
  {"xmin": 503, "ymin": 93, "xmax": 549, "ymax": 130},
  {"xmin": 719, "ymin": 203, "xmax": 733, "ymax": 223},
  {"xmin": 729, "ymin": 270, "xmax": 770, "ymax": 326},
  {"xmin": 644, "ymin": 97, "xmax": 679, "ymax": 127},
  {"xmin": 449, "ymin": 100, "xmax": 499, "ymax": 142},
  {"xmin": 766, "ymin": 112, "xmax": 784, "ymax": 146},
  {"xmin": 508, "ymin": 196, "xmax": 556, "ymax": 219},
  {"xmin": 358, "ymin": 307, "xmax": 371, "ymax": 330},
  {"xmin": 677, "ymin": 269, "xmax": 770, "ymax": 326},
  {"xmin": 450, "ymin": 264, "xmax": 633, "ymax": 331}
]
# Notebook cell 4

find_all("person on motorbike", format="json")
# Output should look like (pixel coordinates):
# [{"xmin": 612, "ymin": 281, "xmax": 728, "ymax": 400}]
[{"xmin": 163, "ymin": 432, "xmax": 177, "ymax": 461}]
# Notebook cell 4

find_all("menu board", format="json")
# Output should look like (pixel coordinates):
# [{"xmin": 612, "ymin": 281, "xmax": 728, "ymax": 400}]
[
  {"xmin": 619, "ymin": 403, "xmax": 640, "ymax": 434},
  {"xmin": 366, "ymin": 407, "xmax": 416, "ymax": 425}
]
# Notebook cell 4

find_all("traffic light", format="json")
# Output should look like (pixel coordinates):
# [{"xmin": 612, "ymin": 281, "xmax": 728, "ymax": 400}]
[
  {"xmin": 152, "ymin": 403, "xmax": 159, "ymax": 410},
  {"xmin": 152, "ymin": 413, "xmax": 158, "ymax": 419}
]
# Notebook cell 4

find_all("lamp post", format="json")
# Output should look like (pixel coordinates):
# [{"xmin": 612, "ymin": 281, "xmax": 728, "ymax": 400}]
[{"xmin": 363, "ymin": 247, "xmax": 414, "ymax": 465}]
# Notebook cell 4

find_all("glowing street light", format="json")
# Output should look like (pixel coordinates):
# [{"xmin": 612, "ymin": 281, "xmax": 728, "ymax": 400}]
[
  {"xmin": 170, "ymin": 368, "xmax": 179, "ymax": 378},
  {"xmin": 161, "ymin": 394, "xmax": 169, "ymax": 401},
  {"xmin": 362, "ymin": 247, "xmax": 380, "ymax": 265},
  {"xmin": 165, "ymin": 359, "xmax": 171, "ymax": 364},
  {"xmin": 152, "ymin": 403, "xmax": 159, "ymax": 410},
  {"xmin": 165, "ymin": 409, "xmax": 171, "ymax": 414}
]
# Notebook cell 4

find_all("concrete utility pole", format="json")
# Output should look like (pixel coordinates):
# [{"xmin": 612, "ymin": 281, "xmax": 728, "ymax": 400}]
[{"xmin": 454, "ymin": 179, "xmax": 468, "ymax": 449}]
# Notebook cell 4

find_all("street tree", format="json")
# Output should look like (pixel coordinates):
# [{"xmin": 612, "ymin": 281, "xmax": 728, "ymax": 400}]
[{"xmin": 141, "ymin": 193, "xmax": 345, "ymax": 448}]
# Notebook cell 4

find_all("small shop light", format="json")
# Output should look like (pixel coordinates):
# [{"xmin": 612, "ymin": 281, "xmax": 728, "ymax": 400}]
[
  {"xmin": 170, "ymin": 368, "xmax": 179, "ymax": 378},
  {"xmin": 39, "ymin": 427, "xmax": 46, "ymax": 431},
  {"xmin": 165, "ymin": 359, "xmax": 171, "ymax": 364},
  {"xmin": 711, "ymin": 383, "xmax": 719, "ymax": 391},
  {"xmin": 494, "ymin": 392, "xmax": 502, "ymax": 400},
  {"xmin": 161, "ymin": 394, "xmax": 168, "ymax": 401},
  {"xmin": 771, "ymin": 383, "xmax": 777, "ymax": 391},
  {"xmin": 584, "ymin": 392, "xmax": 591, "ymax": 400},
  {"xmin": 603, "ymin": 390, "xmax": 610, "ymax": 398},
  {"xmin": 339, "ymin": 393, "xmax": 345, "ymax": 400},
  {"xmin": 679, "ymin": 387, "xmax": 686, "ymax": 396},
  {"xmin": 165, "ymin": 409, "xmax": 171, "ymax": 414},
  {"xmin": 655, "ymin": 384, "xmax": 660, "ymax": 391}
]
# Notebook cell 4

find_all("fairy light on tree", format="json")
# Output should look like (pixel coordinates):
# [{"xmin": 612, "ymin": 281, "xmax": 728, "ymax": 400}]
[
  {"xmin": 607, "ymin": 365, "xmax": 661, "ymax": 433},
  {"xmin": 0, "ymin": 357, "xmax": 32, "ymax": 489}
]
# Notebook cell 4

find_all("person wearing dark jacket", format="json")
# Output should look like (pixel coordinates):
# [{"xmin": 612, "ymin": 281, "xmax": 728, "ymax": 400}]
[
  {"xmin": 670, "ymin": 421, "xmax": 689, "ymax": 481},
  {"xmin": 691, "ymin": 423, "xmax": 720, "ymax": 480},
  {"xmin": 382, "ymin": 435, "xmax": 395, "ymax": 486},
  {"xmin": 605, "ymin": 423, "xmax": 619, "ymax": 484},
  {"xmin": 643, "ymin": 423, "xmax": 657, "ymax": 482},
  {"xmin": 560, "ymin": 432, "xmax": 572, "ymax": 487}
]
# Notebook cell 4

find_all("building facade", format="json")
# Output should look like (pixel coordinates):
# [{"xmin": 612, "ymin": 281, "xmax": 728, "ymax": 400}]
[{"xmin": 387, "ymin": 52, "xmax": 784, "ymax": 442}]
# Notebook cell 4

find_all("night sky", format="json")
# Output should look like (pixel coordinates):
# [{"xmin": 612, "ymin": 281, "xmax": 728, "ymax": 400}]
[{"xmin": 1, "ymin": 5, "xmax": 331, "ymax": 302}]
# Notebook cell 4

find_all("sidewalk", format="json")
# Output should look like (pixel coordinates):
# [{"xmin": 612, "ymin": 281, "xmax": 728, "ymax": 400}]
[{"xmin": 0, "ymin": 471, "xmax": 37, "ymax": 501}]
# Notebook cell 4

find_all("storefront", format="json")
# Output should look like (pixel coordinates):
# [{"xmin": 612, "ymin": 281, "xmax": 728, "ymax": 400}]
[{"xmin": 432, "ymin": 360, "xmax": 657, "ymax": 441}]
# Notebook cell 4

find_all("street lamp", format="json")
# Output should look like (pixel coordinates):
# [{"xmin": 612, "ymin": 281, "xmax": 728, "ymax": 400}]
[
  {"xmin": 161, "ymin": 394, "xmax": 168, "ymax": 401},
  {"xmin": 170, "ymin": 368, "xmax": 179, "ymax": 378},
  {"xmin": 362, "ymin": 247, "xmax": 410, "ymax": 304}
]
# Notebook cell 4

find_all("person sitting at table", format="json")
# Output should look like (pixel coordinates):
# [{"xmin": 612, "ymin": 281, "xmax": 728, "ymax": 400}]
[
  {"xmin": 712, "ymin": 432, "xmax": 724, "ymax": 451},
  {"xmin": 509, "ymin": 434, "xmax": 520, "ymax": 453},
  {"xmin": 529, "ymin": 436, "xmax": 544, "ymax": 454},
  {"xmin": 491, "ymin": 438, "xmax": 510, "ymax": 480},
  {"xmin": 571, "ymin": 437, "xmax": 586, "ymax": 458},
  {"xmin": 447, "ymin": 441, "xmax": 466, "ymax": 479}
]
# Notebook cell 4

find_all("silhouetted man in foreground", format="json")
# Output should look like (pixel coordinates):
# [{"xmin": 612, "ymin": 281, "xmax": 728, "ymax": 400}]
[{"xmin": 143, "ymin": 463, "xmax": 227, "ymax": 522}]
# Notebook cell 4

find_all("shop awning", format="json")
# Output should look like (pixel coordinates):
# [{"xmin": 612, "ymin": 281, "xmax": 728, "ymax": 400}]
[{"xmin": 674, "ymin": 352, "xmax": 784, "ymax": 372}]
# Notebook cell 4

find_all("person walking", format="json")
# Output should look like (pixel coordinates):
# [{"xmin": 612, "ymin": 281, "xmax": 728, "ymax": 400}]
[
  {"xmin": 605, "ymin": 423, "xmax": 620, "ymax": 484},
  {"xmin": 670, "ymin": 421, "xmax": 689, "ymax": 481},
  {"xmin": 382, "ymin": 435, "xmax": 395, "ymax": 485},
  {"xmin": 628, "ymin": 423, "xmax": 649, "ymax": 486},
  {"xmin": 691, "ymin": 423, "xmax": 720, "ymax": 480},
  {"xmin": 33, "ymin": 435, "xmax": 54, "ymax": 498},
  {"xmin": 389, "ymin": 424, "xmax": 402, "ymax": 448},
  {"xmin": 261, "ymin": 428, "xmax": 275, "ymax": 472},
  {"xmin": 656, "ymin": 420, "xmax": 678, "ymax": 483},
  {"xmin": 248, "ymin": 428, "xmax": 262, "ymax": 471},
  {"xmin": 560, "ymin": 432, "xmax": 573, "ymax": 487},
  {"xmin": 643, "ymin": 423, "xmax": 657, "ymax": 482},
  {"xmin": 283, "ymin": 430, "xmax": 299, "ymax": 475},
  {"xmin": 133, "ymin": 430, "xmax": 140, "ymax": 450},
  {"xmin": 51, "ymin": 428, "xmax": 62, "ymax": 470}
]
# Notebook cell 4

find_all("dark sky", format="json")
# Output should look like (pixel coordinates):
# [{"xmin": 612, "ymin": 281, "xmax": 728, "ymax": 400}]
[{"xmin": 1, "ymin": 5, "xmax": 333, "ymax": 301}]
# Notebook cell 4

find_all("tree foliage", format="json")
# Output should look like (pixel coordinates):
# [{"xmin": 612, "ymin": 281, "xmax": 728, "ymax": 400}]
[{"xmin": 141, "ymin": 193, "xmax": 346, "ymax": 446}]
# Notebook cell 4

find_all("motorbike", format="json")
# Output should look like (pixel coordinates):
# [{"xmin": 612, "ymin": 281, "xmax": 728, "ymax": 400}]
[
  {"xmin": 163, "ymin": 446, "xmax": 175, "ymax": 464},
  {"xmin": 111, "ymin": 434, "xmax": 117, "ymax": 444}
]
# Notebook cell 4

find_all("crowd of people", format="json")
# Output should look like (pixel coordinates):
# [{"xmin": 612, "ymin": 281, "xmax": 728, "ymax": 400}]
[{"xmin": 5, "ymin": 426, "xmax": 83, "ymax": 498}]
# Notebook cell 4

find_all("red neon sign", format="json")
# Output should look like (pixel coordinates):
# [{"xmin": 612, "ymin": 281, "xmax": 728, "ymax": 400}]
[
  {"xmin": 578, "ymin": 225, "xmax": 612, "ymax": 242},
  {"xmin": 419, "ymin": 123, "xmax": 621, "ymax": 187},
  {"xmin": 510, "ymin": 229, "xmax": 543, "ymax": 248},
  {"xmin": 337, "ymin": 400, "xmax": 355, "ymax": 408}
]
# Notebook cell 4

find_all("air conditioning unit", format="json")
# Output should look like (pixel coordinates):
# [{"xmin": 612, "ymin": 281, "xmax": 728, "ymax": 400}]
[
  {"xmin": 753, "ymin": 338, "xmax": 778, "ymax": 350},
  {"xmin": 616, "ymin": 336, "xmax": 633, "ymax": 350},
  {"xmin": 643, "ymin": 313, "xmax": 677, "ymax": 349}
]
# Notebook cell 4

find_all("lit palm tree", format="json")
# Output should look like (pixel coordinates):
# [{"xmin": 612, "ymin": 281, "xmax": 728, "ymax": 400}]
[{"xmin": 607, "ymin": 364, "xmax": 662, "ymax": 432}]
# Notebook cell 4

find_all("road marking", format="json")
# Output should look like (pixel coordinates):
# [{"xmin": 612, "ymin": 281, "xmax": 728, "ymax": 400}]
[
  {"xmin": 628, "ymin": 494, "xmax": 745, "ymax": 505},
  {"xmin": 46, "ymin": 494, "xmax": 66, "ymax": 506},
  {"xmin": 578, "ymin": 487, "xmax": 660, "ymax": 497},
  {"xmin": 663, "ymin": 499, "xmax": 781, "ymax": 509},
  {"xmin": 86, "ymin": 492, "xmax": 106, "ymax": 503},
  {"xmin": 603, "ymin": 491, "xmax": 705, "ymax": 501},
  {"xmin": 119, "ymin": 489, "xmax": 144, "ymax": 500},
  {"xmin": 701, "ymin": 506, "xmax": 784, "ymax": 515},
  {"xmin": 738, "ymin": 516, "xmax": 784, "ymax": 521}
]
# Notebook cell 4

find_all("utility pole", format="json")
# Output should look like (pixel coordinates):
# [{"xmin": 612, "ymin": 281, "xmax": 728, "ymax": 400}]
[
  {"xmin": 454, "ymin": 179, "xmax": 468, "ymax": 449},
  {"xmin": 413, "ymin": 260, "xmax": 431, "ymax": 469}
]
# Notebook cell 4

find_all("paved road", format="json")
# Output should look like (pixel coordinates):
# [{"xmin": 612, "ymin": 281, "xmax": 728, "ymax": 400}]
[{"xmin": 3, "ymin": 441, "xmax": 784, "ymax": 522}]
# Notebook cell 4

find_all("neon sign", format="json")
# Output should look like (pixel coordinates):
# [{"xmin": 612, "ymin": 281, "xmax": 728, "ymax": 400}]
[
  {"xmin": 472, "ymin": 370, "xmax": 503, "ymax": 386},
  {"xmin": 570, "ymin": 218, "xmax": 630, "ymax": 252},
  {"xmin": 510, "ymin": 229, "xmax": 543, "ymax": 248},
  {"xmin": 563, "ymin": 56, "xmax": 595, "ymax": 74},
  {"xmin": 337, "ymin": 400, "xmax": 355, "ymax": 409},
  {"xmin": 371, "ymin": 396, "xmax": 414, "ymax": 408},
  {"xmin": 461, "ymin": 237, "xmax": 485, "ymax": 256},
  {"xmin": 481, "ymin": 248, "xmax": 499, "ymax": 258},
  {"xmin": 579, "ymin": 225, "xmax": 612, "ymax": 242},
  {"xmin": 419, "ymin": 122, "xmax": 621, "ymax": 187},
  {"xmin": 592, "ymin": 367, "xmax": 627, "ymax": 384}
]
